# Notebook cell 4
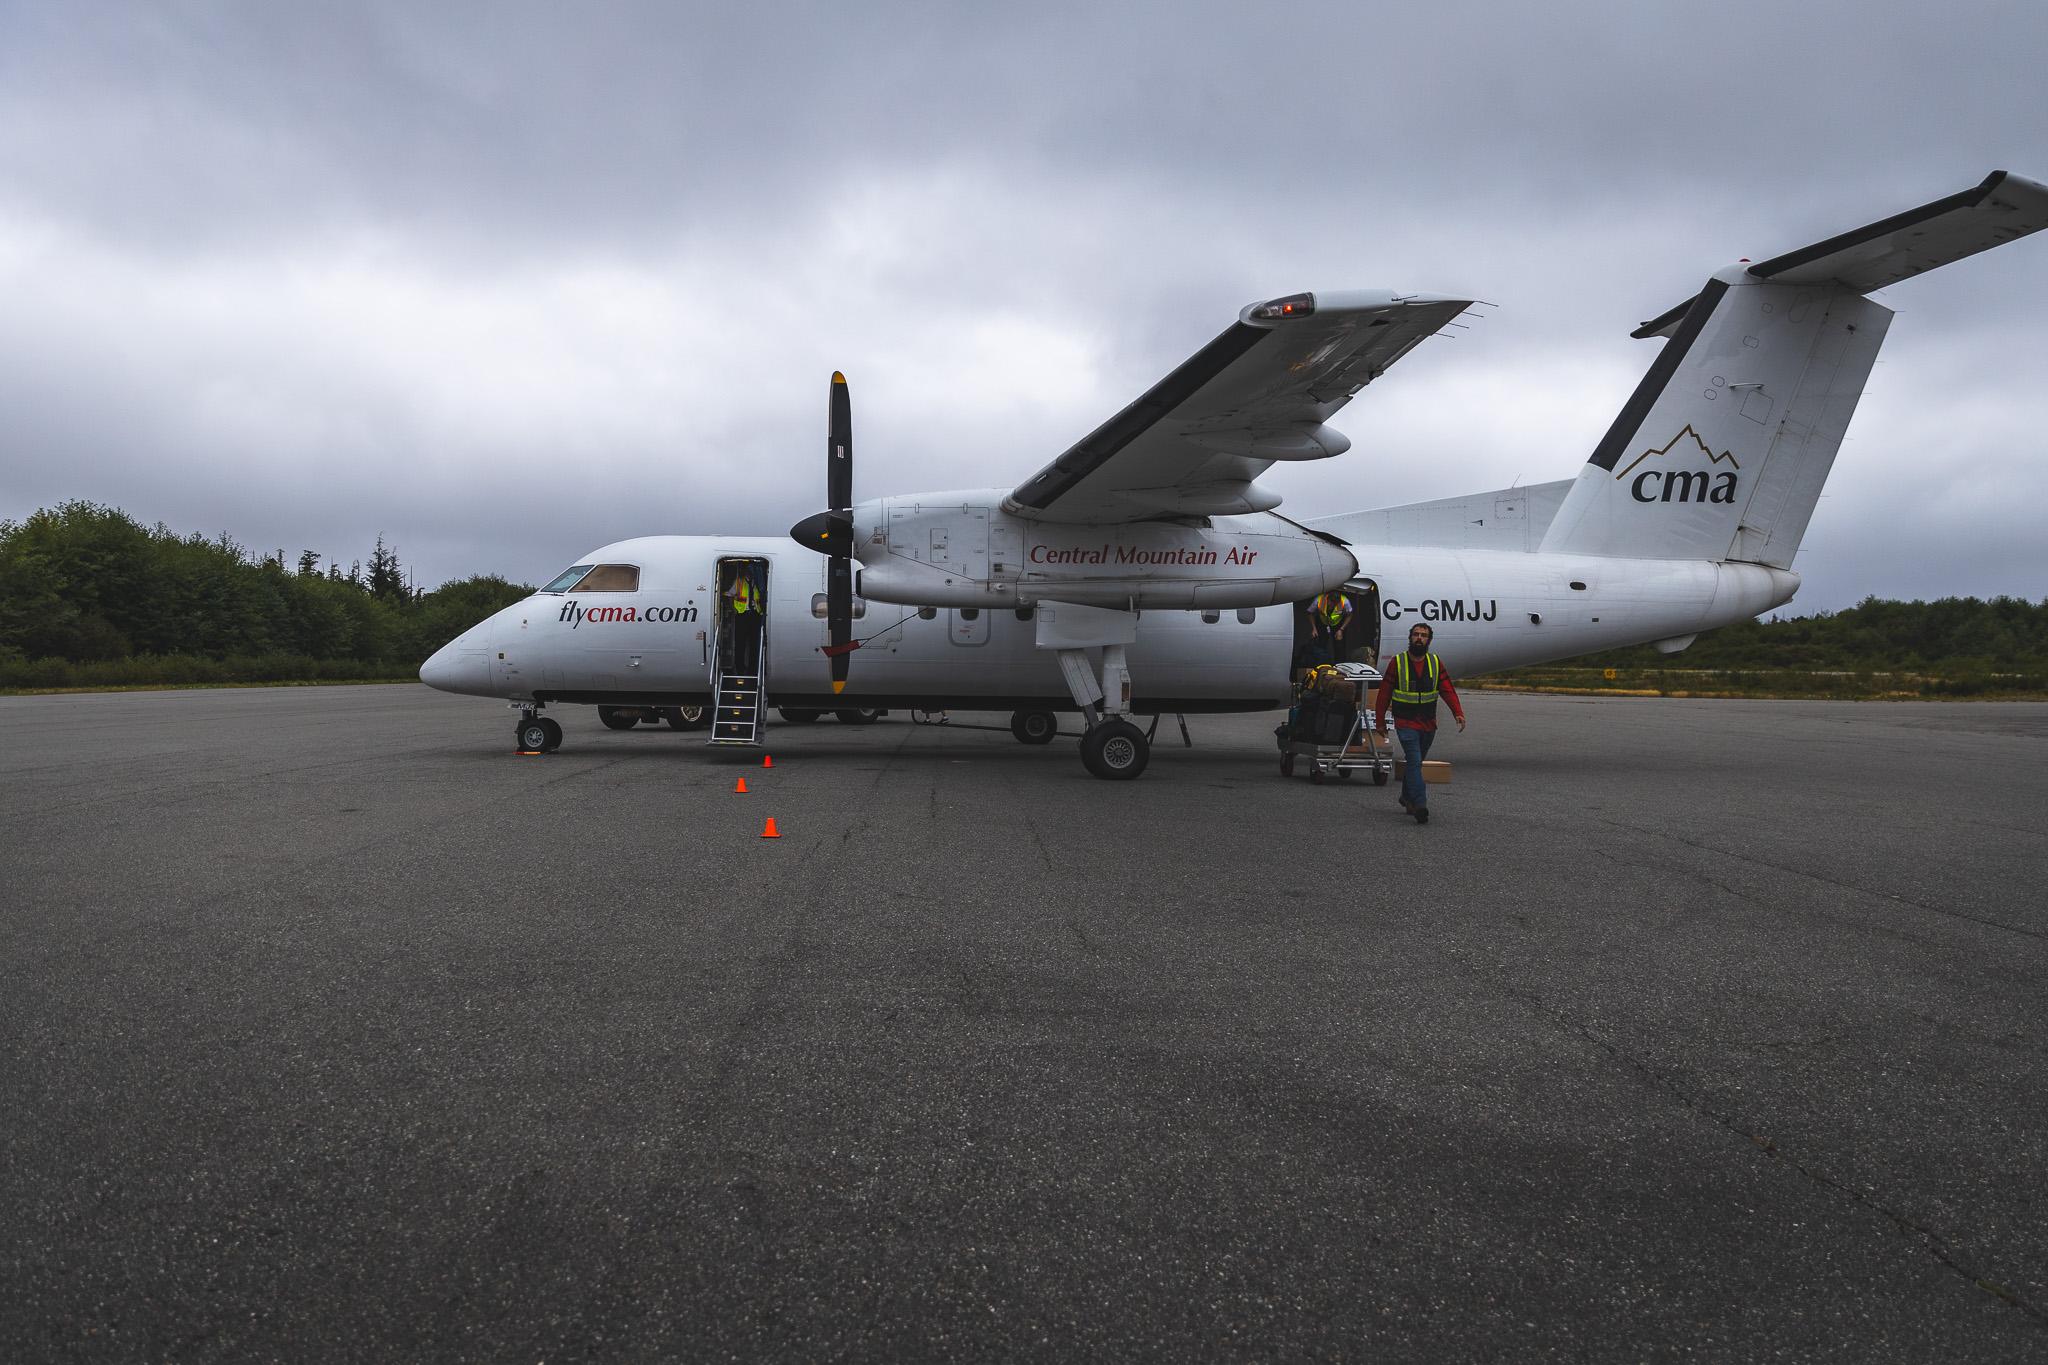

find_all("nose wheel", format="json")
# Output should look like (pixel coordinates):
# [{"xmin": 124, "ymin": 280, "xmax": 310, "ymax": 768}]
[{"xmin": 515, "ymin": 714, "xmax": 562, "ymax": 753}]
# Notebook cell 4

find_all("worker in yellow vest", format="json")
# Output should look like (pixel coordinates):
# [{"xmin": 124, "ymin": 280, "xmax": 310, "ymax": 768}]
[
  {"xmin": 1371, "ymin": 622, "xmax": 1466, "ymax": 825},
  {"xmin": 1308, "ymin": 591, "xmax": 1352, "ymax": 665},
  {"xmin": 727, "ymin": 574, "xmax": 760, "ymax": 614}
]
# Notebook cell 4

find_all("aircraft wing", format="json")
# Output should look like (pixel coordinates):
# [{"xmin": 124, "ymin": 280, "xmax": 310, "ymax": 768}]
[{"xmin": 1004, "ymin": 291, "xmax": 1472, "ymax": 524}]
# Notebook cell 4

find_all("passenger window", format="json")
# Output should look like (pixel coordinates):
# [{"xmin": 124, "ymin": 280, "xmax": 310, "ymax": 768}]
[
  {"xmin": 568, "ymin": 564, "xmax": 640, "ymax": 592},
  {"xmin": 543, "ymin": 564, "xmax": 594, "ymax": 593}
]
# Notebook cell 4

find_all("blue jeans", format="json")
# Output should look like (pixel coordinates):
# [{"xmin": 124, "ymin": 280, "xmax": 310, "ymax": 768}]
[{"xmin": 1397, "ymin": 726, "xmax": 1435, "ymax": 807}]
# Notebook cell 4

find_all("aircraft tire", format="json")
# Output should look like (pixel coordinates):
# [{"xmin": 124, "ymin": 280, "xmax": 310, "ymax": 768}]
[
  {"xmin": 539, "ymin": 717, "xmax": 563, "ymax": 751},
  {"xmin": 1081, "ymin": 720, "xmax": 1148, "ymax": 781},
  {"xmin": 666, "ymin": 706, "xmax": 708, "ymax": 731},
  {"xmin": 1010, "ymin": 710, "xmax": 1059, "ymax": 745},
  {"xmin": 598, "ymin": 706, "xmax": 637, "ymax": 730},
  {"xmin": 517, "ymin": 717, "xmax": 556, "ymax": 753},
  {"xmin": 835, "ymin": 709, "xmax": 882, "ymax": 725},
  {"xmin": 779, "ymin": 708, "xmax": 824, "ymax": 723}
]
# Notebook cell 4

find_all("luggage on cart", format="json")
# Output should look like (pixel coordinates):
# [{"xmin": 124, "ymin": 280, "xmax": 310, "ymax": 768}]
[{"xmin": 1277, "ymin": 664, "xmax": 1394, "ymax": 786}]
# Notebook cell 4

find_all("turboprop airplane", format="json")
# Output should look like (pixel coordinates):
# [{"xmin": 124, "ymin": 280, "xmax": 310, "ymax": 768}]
[{"xmin": 422, "ymin": 170, "xmax": 2048, "ymax": 779}]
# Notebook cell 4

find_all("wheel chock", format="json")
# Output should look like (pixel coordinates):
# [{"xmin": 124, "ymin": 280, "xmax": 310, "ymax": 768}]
[
  {"xmin": 735, "ymin": 777, "xmax": 747, "ymax": 793},
  {"xmin": 761, "ymin": 818, "xmax": 780, "ymax": 838}
]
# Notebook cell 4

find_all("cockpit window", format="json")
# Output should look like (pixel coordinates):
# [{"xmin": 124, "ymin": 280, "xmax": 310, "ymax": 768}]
[
  {"xmin": 543, "ymin": 565, "xmax": 594, "ymax": 593},
  {"xmin": 564, "ymin": 563, "xmax": 640, "ymax": 592}
]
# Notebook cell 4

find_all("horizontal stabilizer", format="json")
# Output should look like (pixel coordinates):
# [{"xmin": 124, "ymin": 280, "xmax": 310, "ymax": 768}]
[
  {"xmin": 1311, "ymin": 480, "xmax": 1575, "ymax": 553},
  {"xmin": 1632, "ymin": 171, "xmax": 2048, "ymax": 339}
]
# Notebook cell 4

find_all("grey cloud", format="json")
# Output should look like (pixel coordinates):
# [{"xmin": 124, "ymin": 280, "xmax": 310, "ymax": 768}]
[{"xmin": 0, "ymin": 1, "xmax": 2044, "ymax": 610}]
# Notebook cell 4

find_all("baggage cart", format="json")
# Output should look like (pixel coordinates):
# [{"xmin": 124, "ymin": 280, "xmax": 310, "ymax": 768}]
[{"xmin": 1277, "ymin": 663, "xmax": 1393, "ymax": 785}]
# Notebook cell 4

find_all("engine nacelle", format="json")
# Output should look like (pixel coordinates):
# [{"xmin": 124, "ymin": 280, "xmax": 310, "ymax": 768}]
[{"xmin": 850, "ymin": 490, "xmax": 1357, "ymax": 611}]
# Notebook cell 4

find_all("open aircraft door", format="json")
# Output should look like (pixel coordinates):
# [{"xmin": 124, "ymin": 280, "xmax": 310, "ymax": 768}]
[{"xmin": 709, "ymin": 556, "xmax": 769, "ymax": 745}]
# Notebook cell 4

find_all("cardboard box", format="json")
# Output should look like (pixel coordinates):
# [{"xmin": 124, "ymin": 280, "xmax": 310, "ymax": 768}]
[{"xmin": 1391, "ymin": 759, "xmax": 1452, "ymax": 784}]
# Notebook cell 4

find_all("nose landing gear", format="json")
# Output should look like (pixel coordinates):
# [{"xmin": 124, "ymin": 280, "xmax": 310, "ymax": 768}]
[{"xmin": 515, "ymin": 708, "xmax": 562, "ymax": 753}]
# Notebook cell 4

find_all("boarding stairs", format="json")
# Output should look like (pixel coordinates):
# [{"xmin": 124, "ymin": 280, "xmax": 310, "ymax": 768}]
[{"xmin": 709, "ymin": 672, "xmax": 763, "ymax": 745}]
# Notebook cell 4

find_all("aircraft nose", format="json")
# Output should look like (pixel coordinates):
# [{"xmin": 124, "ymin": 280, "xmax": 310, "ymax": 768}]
[
  {"xmin": 419, "ymin": 641, "xmax": 459, "ymax": 691},
  {"xmin": 420, "ymin": 634, "xmax": 490, "ymax": 694}
]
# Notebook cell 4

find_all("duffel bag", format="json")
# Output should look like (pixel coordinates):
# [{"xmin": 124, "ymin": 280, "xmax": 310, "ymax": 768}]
[{"xmin": 1312, "ymin": 705, "xmax": 1356, "ymax": 746}]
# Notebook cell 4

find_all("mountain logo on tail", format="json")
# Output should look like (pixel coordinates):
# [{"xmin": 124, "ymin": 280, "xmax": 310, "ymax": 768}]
[{"xmin": 1615, "ymin": 425, "xmax": 1742, "ymax": 505}]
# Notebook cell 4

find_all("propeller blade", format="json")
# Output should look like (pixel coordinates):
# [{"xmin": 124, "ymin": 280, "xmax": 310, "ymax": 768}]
[
  {"xmin": 826, "ymin": 373, "xmax": 854, "ymax": 692},
  {"xmin": 828, "ymin": 371, "xmax": 852, "ymax": 513}
]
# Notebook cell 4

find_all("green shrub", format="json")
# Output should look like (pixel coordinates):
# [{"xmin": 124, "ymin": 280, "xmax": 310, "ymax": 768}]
[{"xmin": 0, "ymin": 502, "xmax": 532, "ymax": 685}]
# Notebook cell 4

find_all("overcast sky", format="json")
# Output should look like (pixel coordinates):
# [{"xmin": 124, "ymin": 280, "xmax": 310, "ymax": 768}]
[{"xmin": 2, "ymin": 0, "xmax": 2043, "ymax": 611}]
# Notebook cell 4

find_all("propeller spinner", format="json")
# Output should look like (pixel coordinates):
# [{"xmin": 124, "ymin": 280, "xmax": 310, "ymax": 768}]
[{"xmin": 788, "ymin": 372, "xmax": 858, "ymax": 692}]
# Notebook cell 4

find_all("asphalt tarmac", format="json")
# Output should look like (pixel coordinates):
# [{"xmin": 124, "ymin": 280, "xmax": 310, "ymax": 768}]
[{"xmin": 2, "ymin": 684, "xmax": 2045, "ymax": 1362}]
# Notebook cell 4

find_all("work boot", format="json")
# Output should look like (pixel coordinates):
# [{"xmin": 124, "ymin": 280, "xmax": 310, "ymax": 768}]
[
  {"xmin": 1398, "ymin": 796, "xmax": 1413, "ymax": 813},
  {"xmin": 1413, "ymin": 805, "xmax": 1429, "ymax": 824}
]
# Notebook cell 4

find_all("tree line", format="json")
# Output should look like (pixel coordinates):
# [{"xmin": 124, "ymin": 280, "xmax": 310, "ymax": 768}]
[
  {"xmin": 3, "ymin": 500, "xmax": 2043, "ymax": 689},
  {"xmin": 1556, "ymin": 594, "xmax": 2048, "ymax": 674},
  {"xmin": 0, "ymin": 502, "xmax": 530, "ymax": 683}
]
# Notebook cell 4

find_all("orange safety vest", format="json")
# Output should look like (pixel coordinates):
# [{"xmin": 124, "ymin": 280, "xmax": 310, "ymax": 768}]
[
  {"xmin": 1314, "ymin": 593, "xmax": 1350, "ymax": 628},
  {"xmin": 729, "ymin": 577, "xmax": 759, "ymax": 613}
]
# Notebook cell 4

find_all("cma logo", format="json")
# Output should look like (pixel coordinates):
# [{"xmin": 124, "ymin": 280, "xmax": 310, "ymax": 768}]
[{"xmin": 1617, "ymin": 425, "xmax": 1741, "ymax": 505}]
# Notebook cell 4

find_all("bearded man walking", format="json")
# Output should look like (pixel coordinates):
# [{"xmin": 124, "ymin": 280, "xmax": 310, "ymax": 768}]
[{"xmin": 1371, "ymin": 622, "xmax": 1466, "ymax": 824}]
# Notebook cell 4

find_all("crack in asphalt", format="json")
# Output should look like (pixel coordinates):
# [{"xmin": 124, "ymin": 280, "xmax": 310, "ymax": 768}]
[
  {"xmin": 1598, "ymin": 818, "xmax": 2047, "ymax": 943},
  {"xmin": 1496, "ymin": 981, "xmax": 2048, "ymax": 1329}
]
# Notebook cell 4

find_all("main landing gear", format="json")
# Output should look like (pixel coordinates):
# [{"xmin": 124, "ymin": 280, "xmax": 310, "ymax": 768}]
[
  {"xmin": 1043, "ymin": 609, "xmax": 1151, "ymax": 780},
  {"xmin": 1010, "ymin": 709, "xmax": 1059, "ymax": 745},
  {"xmin": 1080, "ymin": 718, "xmax": 1149, "ymax": 780}
]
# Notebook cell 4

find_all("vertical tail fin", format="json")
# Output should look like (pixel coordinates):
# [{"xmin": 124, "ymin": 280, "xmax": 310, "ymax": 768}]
[{"xmin": 1542, "ymin": 171, "xmax": 2048, "ymax": 564}]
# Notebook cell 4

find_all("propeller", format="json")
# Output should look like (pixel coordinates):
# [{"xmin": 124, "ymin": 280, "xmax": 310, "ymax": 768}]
[{"xmin": 788, "ymin": 372, "xmax": 857, "ymax": 693}]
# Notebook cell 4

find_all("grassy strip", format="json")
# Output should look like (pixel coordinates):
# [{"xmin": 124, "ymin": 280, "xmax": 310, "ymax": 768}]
[
  {"xmin": 0, "ymin": 653, "xmax": 423, "ymax": 694},
  {"xmin": 1471, "ymin": 666, "xmax": 2048, "ymax": 701},
  {"xmin": 3, "ymin": 678, "xmax": 421, "ymax": 696}
]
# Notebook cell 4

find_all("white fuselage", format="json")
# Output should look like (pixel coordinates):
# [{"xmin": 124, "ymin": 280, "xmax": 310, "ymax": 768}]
[{"xmin": 421, "ymin": 513, "xmax": 1797, "ymax": 711}]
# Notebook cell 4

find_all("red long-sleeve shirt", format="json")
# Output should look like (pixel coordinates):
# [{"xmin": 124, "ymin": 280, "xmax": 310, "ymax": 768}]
[{"xmin": 1373, "ymin": 658, "xmax": 1465, "ymax": 733}]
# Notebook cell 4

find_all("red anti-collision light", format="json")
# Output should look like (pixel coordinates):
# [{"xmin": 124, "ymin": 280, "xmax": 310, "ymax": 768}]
[{"xmin": 1248, "ymin": 293, "xmax": 1315, "ymax": 321}]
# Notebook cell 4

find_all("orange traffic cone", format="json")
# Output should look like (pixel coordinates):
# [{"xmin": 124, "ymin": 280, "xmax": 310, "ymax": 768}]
[
  {"xmin": 762, "ymin": 755, "xmax": 773, "ymax": 768},
  {"xmin": 735, "ymin": 777, "xmax": 747, "ymax": 793},
  {"xmin": 761, "ymin": 818, "xmax": 780, "ymax": 838}
]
